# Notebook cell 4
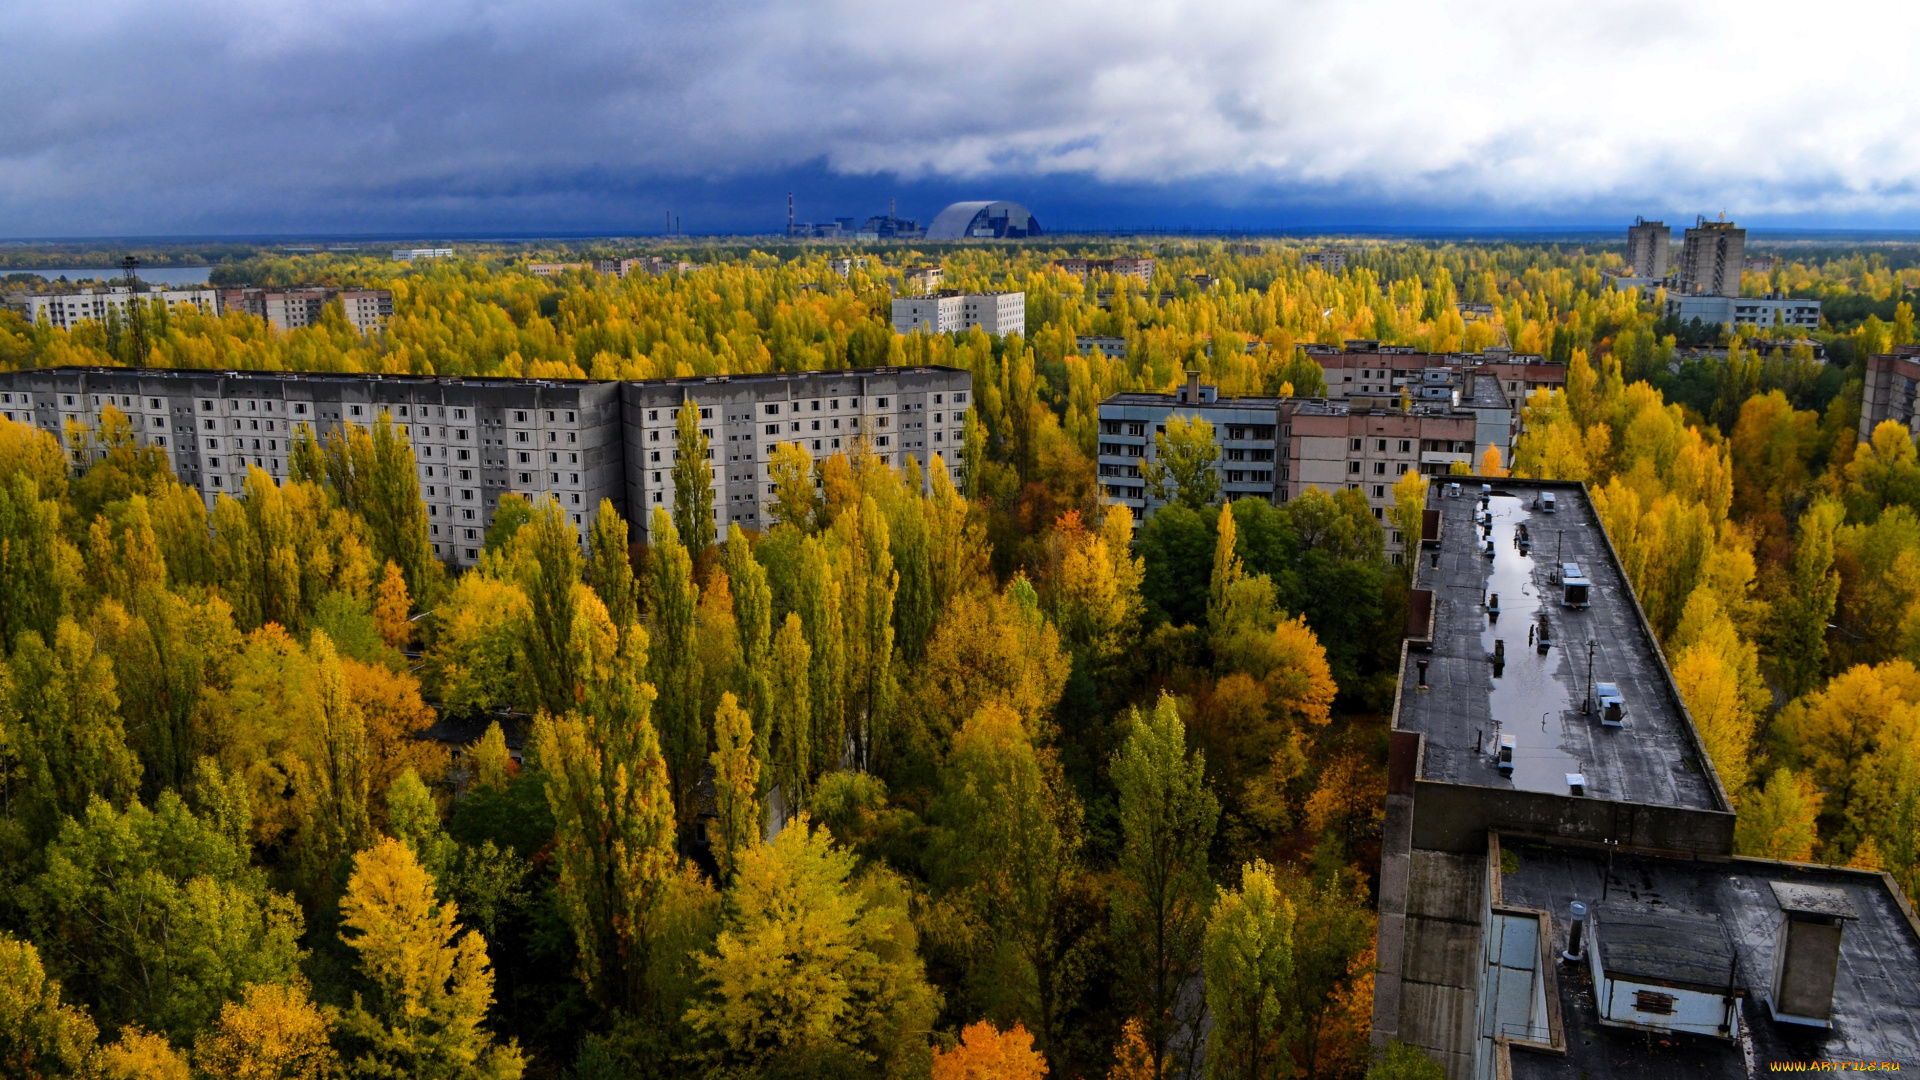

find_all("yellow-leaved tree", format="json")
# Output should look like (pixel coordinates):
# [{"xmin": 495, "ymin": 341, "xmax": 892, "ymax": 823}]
[{"xmin": 336, "ymin": 838, "xmax": 524, "ymax": 1079}]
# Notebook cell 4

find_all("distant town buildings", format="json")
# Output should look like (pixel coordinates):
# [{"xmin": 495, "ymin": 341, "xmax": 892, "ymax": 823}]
[
  {"xmin": 828, "ymin": 257, "xmax": 868, "ymax": 278},
  {"xmin": 1301, "ymin": 248, "xmax": 1347, "ymax": 273},
  {"xmin": 7, "ymin": 286, "xmax": 218, "ymax": 331},
  {"xmin": 392, "ymin": 248, "xmax": 454, "ymax": 261},
  {"xmin": 1625, "ymin": 217, "xmax": 1671, "ymax": 280},
  {"xmin": 528, "ymin": 263, "xmax": 584, "ymax": 277},
  {"xmin": 1053, "ymin": 256, "xmax": 1155, "ymax": 282},
  {"xmin": 1076, "ymin": 336, "xmax": 1128, "ymax": 359},
  {"xmin": 1676, "ymin": 216, "xmax": 1746, "ymax": 297},
  {"xmin": 923, "ymin": 201, "xmax": 1042, "ymax": 241},
  {"xmin": 784, "ymin": 196, "xmax": 924, "ymax": 240},
  {"xmin": 891, "ymin": 291, "xmax": 1025, "ymax": 338}
]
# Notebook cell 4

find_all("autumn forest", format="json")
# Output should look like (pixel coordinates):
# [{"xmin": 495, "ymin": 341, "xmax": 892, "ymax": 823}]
[{"xmin": 2, "ymin": 238, "xmax": 1919, "ymax": 1080}]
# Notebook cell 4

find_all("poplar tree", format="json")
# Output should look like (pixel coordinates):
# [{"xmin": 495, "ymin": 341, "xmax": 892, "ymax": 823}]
[
  {"xmin": 516, "ymin": 498, "xmax": 583, "ymax": 718},
  {"xmin": 1111, "ymin": 694, "xmax": 1219, "ymax": 1079},
  {"xmin": 672, "ymin": 398, "xmax": 715, "ymax": 555},
  {"xmin": 710, "ymin": 692, "xmax": 760, "ymax": 882},
  {"xmin": 795, "ymin": 534, "xmax": 846, "ymax": 777},
  {"xmin": 1204, "ymin": 860, "xmax": 1297, "ymax": 1080},
  {"xmin": 766, "ymin": 443, "xmax": 819, "ymax": 531},
  {"xmin": 0, "ymin": 474, "xmax": 73, "ymax": 652},
  {"xmin": 291, "ymin": 631, "xmax": 372, "ymax": 903},
  {"xmin": 587, "ymin": 500, "xmax": 638, "ymax": 655},
  {"xmin": 5, "ymin": 617, "xmax": 141, "ymax": 842},
  {"xmin": 888, "ymin": 493, "xmax": 935, "ymax": 662},
  {"xmin": 723, "ymin": 524, "xmax": 774, "ymax": 753},
  {"xmin": 838, "ymin": 497, "xmax": 897, "ymax": 772},
  {"xmin": 646, "ymin": 508, "xmax": 705, "ymax": 824},
  {"xmin": 769, "ymin": 613, "xmax": 813, "ymax": 814}
]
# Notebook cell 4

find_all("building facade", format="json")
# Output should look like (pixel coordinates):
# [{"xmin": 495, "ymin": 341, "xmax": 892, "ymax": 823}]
[
  {"xmin": 1664, "ymin": 292, "xmax": 1821, "ymax": 330},
  {"xmin": 1625, "ymin": 217, "xmax": 1671, "ymax": 280},
  {"xmin": 1053, "ymin": 257, "xmax": 1155, "ymax": 282},
  {"xmin": 219, "ymin": 286, "xmax": 395, "ymax": 335},
  {"xmin": 621, "ymin": 368, "xmax": 970, "ymax": 541},
  {"xmin": 0, "ymin": 364, "xmax": 970, "ymax": 565},
  {"xmin": 890, "ymin": 291, "xmax": 1024, "ymax": 338},
  {"xmin": 8, "ymin": 286, "xmax": 219, "ymax": 331},
  {"xmin": 1095, "ymin": 373, "xmax": 1489, "ymax": 561},
  {"xmin": 1676, "ymin": 217, "xmax": 1746, "ymax": 297},
  {"xmin": 1858, "ymin": 346, "xmax": 1920, "ymax": 440}
]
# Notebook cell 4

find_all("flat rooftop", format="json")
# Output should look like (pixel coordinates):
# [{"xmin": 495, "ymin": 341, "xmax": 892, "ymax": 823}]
[
  {"xmin": 1397, "ymin": 481, "xmax": 1725, "ymax": 812},
  {"xmin": 1500, "ymin": 840, "xmax": 1920, "ymax": 1078},
  {"xmin": 0, "ymin": 364, "xmax": 965, "ymax": 390}
]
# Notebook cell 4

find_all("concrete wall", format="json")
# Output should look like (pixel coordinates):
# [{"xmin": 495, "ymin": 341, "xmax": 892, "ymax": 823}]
[{"xmin": 1408, "ymin": 779, "xmax": 1735, "ymax": 858}]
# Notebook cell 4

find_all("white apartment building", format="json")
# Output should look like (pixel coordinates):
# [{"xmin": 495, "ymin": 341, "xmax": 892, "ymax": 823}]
[
  {"xmin": 9, "ymin": 287, "xmax": 219, "ymax": 331},
  {"xmin": 218, "ymin": 287, "xmax": 394, "ymax": 335},
  {"xmin": 1665, "ymin": 292, "xmax": 1821, "ymax": 330},
  {"xmin": 890, "ymin": 290, "xmax": 1024, "ymax": 338}
]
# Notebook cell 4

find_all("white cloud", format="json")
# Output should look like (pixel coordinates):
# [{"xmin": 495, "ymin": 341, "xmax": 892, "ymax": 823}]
[{"xmin": 1, "ymin": 0, "xmax": 1916, "ymax": 232}]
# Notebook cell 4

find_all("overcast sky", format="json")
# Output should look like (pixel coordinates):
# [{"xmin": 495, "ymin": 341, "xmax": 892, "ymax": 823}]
[{"xmin": 3, "ymin": 0, "xmax": 1918, "ymax": 237}]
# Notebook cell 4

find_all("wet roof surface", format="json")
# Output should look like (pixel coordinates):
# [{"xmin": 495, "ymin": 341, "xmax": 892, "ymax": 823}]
[
  {"xmin": 1591, "ymin": 902, "xmax": 1736, "ymax": 989},
  {"xmin": 1396, "ymin": 482, "xmax": 1723, "ymax": 810},
  {"xmin": 1501, "ymin": 842, "xmax": 1920, "ymax": 1079}
]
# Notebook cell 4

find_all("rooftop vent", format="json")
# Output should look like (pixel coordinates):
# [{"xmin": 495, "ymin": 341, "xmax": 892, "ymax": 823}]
[
  {"xmin": 1593, "ymin": 683, "xmax": 1626, "ymax": 728},
  {"xmin": 1496, "ymin": 733, "xmax": 1515, "ymax": 774},
  {"xmin": 1765, "ymin": 882, "xmax": 1859, "ymax": 1028},
  {"xmin": 1561, "ymin": 562, "xmax": 1592, "ymax": 608},
  {"xmin": 1540, "ymin": 491, "xmax": 1558, "ymax": 514},
  {"xmin": 1567, "ymin": 773, "xmax": 1586, "ymax": 796}
]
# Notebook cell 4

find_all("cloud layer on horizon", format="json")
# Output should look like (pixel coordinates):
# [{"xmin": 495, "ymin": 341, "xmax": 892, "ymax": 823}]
[{"xmin": 3, "ymin": 0, "xmax": 1918, "ymax": 235}]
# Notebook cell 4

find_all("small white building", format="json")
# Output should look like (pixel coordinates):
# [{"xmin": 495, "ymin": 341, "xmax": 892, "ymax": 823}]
[
  {"xmin": 891, "ymin": 290, "xmax": 1024, "ymax": 338},
  {"xmin": 1665, "ymin": 292, "xmax": 1820, "ymax": 330},
  {"xmin": 10, "ymin": 286, "xmax": 219, "ymax": 331}
]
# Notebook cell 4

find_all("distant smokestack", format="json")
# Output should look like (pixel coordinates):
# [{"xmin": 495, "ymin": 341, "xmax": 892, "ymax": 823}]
[{"xmin": 788, "ymin": 192, "xmax": 794, "ymax": 230}]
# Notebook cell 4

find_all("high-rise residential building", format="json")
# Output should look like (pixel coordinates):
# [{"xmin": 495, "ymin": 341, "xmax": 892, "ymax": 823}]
[
  {"xmin": 890, "ymin": 291, "xmax": 1024, "ymax": 338},
  {"xmin": 1302, "ymin": 248, "xmax": 1347, "ymax": 273},
  {"xmin": 1676, "ymin": 216, "xmax": 1746, "ymax": 297},
  {"xmin": 1626, "ymin": 217, "xmax": 1671, "ymax": 280},
  {"xmin": 0, "ymin": 364, "xmax": 970, "ymax": 564},
  {"xmin": 1856, "ymin": 345, "xmax": 1920, "ymax": 440}
]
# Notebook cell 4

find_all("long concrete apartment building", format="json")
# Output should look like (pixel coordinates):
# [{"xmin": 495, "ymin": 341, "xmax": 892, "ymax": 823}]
[
  {"xmin": 1371, "ymin": 478, "xmax": 1920, "ymax": 1079},
  {"xmin": 0, "ymin": 364, "xmax": 970, "ymax": 563}
]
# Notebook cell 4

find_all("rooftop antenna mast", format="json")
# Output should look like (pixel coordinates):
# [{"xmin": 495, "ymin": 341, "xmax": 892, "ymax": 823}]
[
  {"xmin": 788, "ymin": 192, "xmax": 795, "ymax": 234},
  {"xmin": 120, "ymin": 255, "xmax": 148, "ymax": 368}
]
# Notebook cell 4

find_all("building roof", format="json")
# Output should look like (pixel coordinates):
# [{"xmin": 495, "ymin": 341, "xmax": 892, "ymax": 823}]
[
  {"xmin": 0, "ymin": 364, "xmax": 966, "ymax": 392},
  {"xmin": 1499, "ymin": 840, "xmax": 1920, "ymax": 1080},
  {"xmin": 924, "ymin": 201, "xmax": 1042, "ymax": 241},
  {"xmin": 1396, "ymin": 480, "xmax": 1729, "ymax": 812}
]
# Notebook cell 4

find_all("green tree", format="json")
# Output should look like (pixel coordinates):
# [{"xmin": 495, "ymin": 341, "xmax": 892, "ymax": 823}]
[
  {"xmin": 289, "ymin": 631, "xmax": 372, "ymax": 904},
  {"xmin": 673, "ymin": 399, "xmax": 716, "ymax": 555},
  {"xmin": 685, "ymin": 816, "xmax": 937, "ymax": 1077},
  {"xmin": 1110, "ymin": 693, "xmax": 1219, "ymax": 1080},
  {"xmin": 587, "ymin": 500, "xmax": 639, "ymax": 657},
  {"xmin": 313, "ymin": 412, "xmax": 437, "ymax": 601},
  {"xmin": 710, "ymin": 692, "xmax": 760, "ymax": 882},
  {"xmin": 516, "ymin": 498, "xmax": 584, "ymax": 717},
  {"xmin": 795, "ymin": 534, "xmax": 846, "ymax": 779},
  {"xmin": 0, "ymin": 932, "xmax": 99, "ymax": 1080},
  {"xmin": 1769, "ymin": 499, "xmax": 1843, "ymax": 697},
  {"xmin": 839, "ymin": 497, "xmax": 897, "ymax": 773},
  {"xmin": 1387, "ymin": 469, "xmax": 1428, "ymax": 581},
  {"xmin": 5, "ymin": 617, "xmax": 141, "ymax": 843},
  {"xmin": 0, "ymin": 474, "xmax": 75, "ymax": 653},
  {"xmin": 932, "ymin": 702, "xmax": 1088, "ymax": 1058},
  {"xmin": 723, "ymin": 523, "xmax": 775, "ymax": 757},
  {"xmin": 483, "ymin": 493, "xmax": 534, "ymax": 555},
  {"xmin": 1735, "ymin": 767, "xmax": 1823, "ymax": 861},
  {"xmin": 768, "ymin": 613, "xmax": 814, "ymax": 814},
  {"xmin": 766, "ymin": 443, "xmax": 819, "ymax": 532},
  {"xmin": 1142, "ymin": 415, "xmax": 1221, "ymax": 510},
  {"xmin": 533, "ymin": 664, "xmax": 679, "ymax": 1012},
  {"xmin": 1367, "ymin": 1041, "xmax": 1446, "ymax": 1080},
  {"xmin": 26, "ymin": 793, "xmax": 304, "ymax": 1040},
  {"xmin": 645, "ymin": 508, "xmax": 705, "ymax": 826},
  {"xmin": 336, "ymin": 838, "xmax": 524, "ymax": 1079},
  {"xmin": 1204, "ymin": 859, "xmax": 1296, "ymax": 1080}
]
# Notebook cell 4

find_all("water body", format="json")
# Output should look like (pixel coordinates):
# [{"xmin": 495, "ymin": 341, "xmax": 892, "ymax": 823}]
[{"xmin": 5, "ymin": 267, "xmax": 214, "ymax": 286}]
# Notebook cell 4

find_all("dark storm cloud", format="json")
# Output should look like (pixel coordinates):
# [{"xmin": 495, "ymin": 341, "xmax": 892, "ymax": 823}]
[{"xmin": 2, "ymin": 0, "xmax": 1918, "ymax": 235}]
